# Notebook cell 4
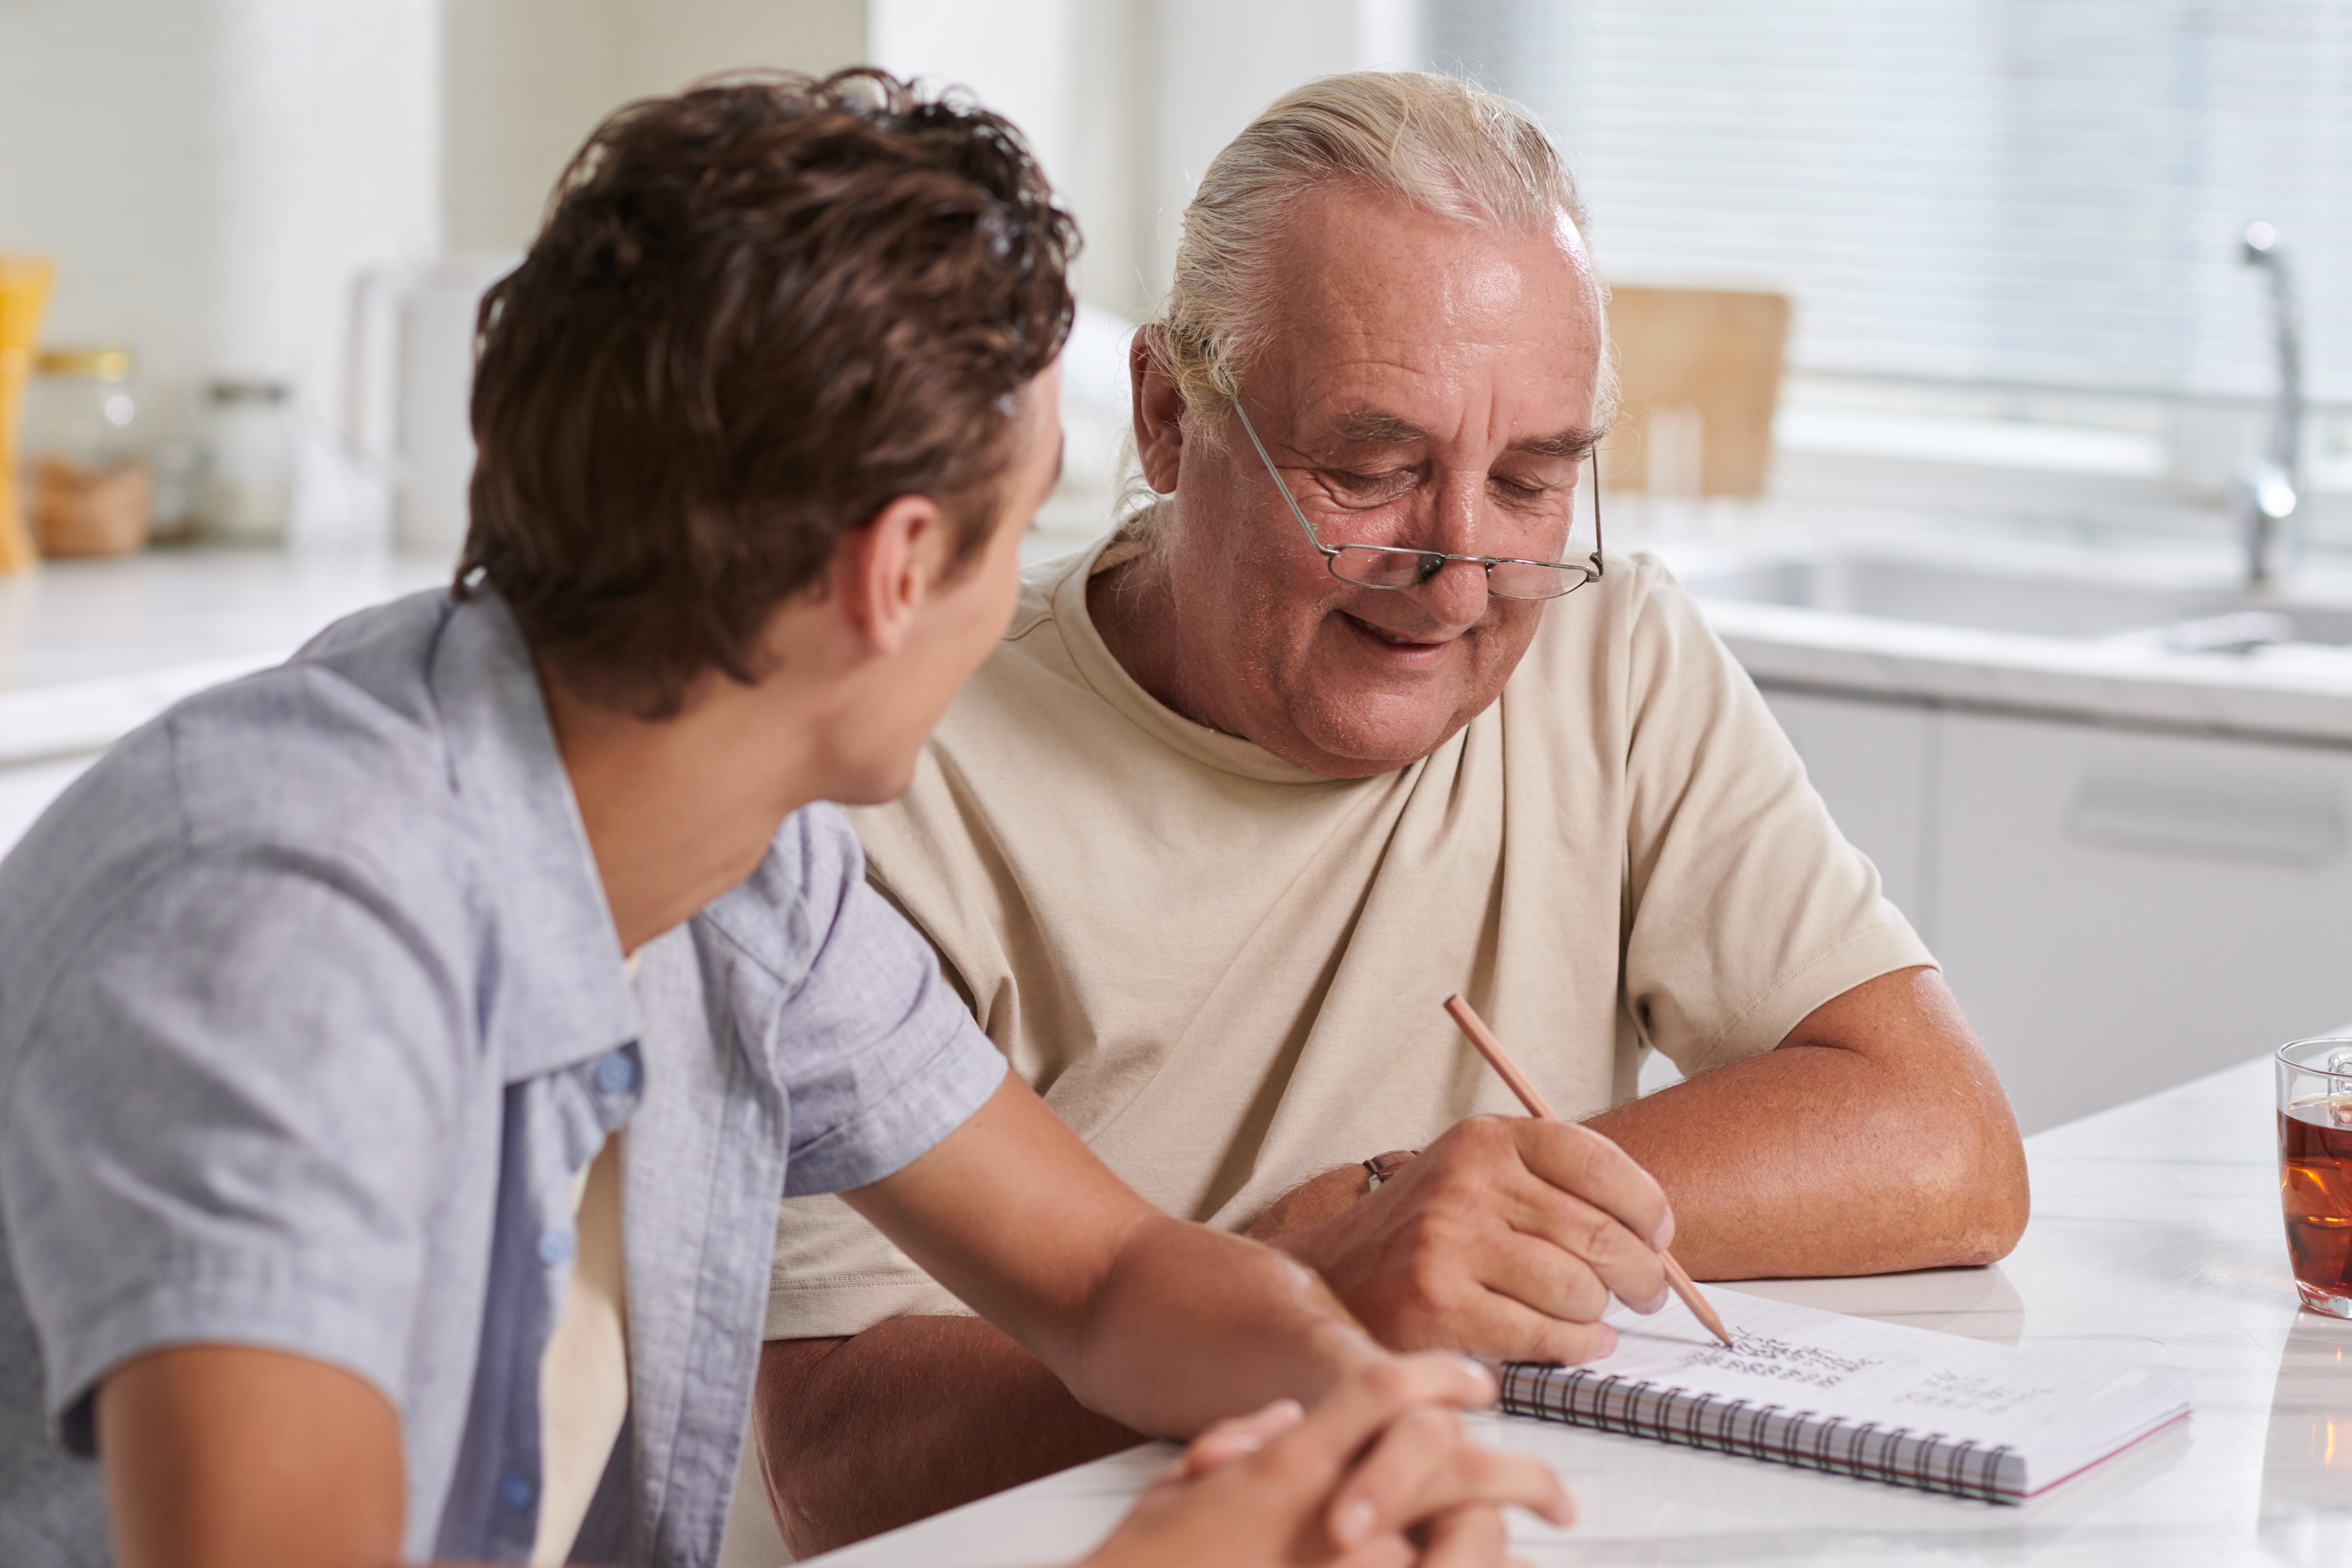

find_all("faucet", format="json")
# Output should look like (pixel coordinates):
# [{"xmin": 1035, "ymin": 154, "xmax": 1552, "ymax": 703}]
[{"xmin": 2237, "ymin": 221, "xmax": 2303, "ymax": 587}]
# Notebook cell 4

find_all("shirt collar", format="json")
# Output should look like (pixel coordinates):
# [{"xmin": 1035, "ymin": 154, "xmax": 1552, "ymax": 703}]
[{"xmin": 428, "ymin": 591, "xmax": 641, "ymax": 1082}]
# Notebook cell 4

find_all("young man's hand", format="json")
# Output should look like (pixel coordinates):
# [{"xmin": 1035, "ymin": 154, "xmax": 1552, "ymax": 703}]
[
  {"xmin": 807, "ymin": 1077, "xmax": 1587, "ymax": 1553},
  {"xmin": 1079, "ymin": 1354, "xmax": 1569, "ymax": 1568}
]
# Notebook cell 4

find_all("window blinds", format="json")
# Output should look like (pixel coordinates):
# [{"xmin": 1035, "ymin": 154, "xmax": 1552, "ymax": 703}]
[{"xmin": 1424, "ymin": 0, "xmax": 2352, "ymax": 403}]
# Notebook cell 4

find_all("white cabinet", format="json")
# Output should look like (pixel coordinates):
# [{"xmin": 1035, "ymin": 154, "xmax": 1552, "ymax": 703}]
[
  {"xmin": 1757, "ymin": 684, "xmax": 2352, "ymax": 1133},
  {"xmin": 1759, "ymin": 689, "xmax": 1936, "ymax": 935},
  {"xmin": 1931, "ymin": 713, "xmax": 2352, "ymax": 1133}
]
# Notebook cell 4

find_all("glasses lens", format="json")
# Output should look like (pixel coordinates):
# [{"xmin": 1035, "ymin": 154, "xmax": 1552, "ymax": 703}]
[
  {"xmin": 1487, "ymin": 561, "xmax": 1591, "ymax": 601},
  {"xmin": 1329, "ymin": 546, "xmax": 1443, "ymax": 589}
]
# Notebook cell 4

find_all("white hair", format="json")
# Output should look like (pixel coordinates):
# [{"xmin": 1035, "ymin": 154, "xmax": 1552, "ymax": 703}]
[{"xmin": 1149, "ymin": 71, "xmax": 1604, "ymax": 420}]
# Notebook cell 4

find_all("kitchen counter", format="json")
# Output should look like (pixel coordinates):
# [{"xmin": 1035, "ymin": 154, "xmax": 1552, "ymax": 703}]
[
  {"xmin": 0, "ymin": 531, "xmax": 1094, "ymax": 849},
  {"xmin": 0, "ymin": 549, "xmax": 450, "ymax": 851},
  {"xmin": 1656, "ymin": 527, "xmax": 2352, "ymax": 748},
  {"xmin": 810, "ymin": 1052, "xmax": 2352, "ymax": 1567},
  {"xmin": 0, "ymin": 548, "xmax": 450, "ymax": 763},
  {"xmin": 18, "ymin": 523, "xmax": 2352, "ymax": 772}
]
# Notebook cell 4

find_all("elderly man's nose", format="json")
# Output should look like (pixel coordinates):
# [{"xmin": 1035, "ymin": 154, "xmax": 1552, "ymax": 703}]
[
  {"xmin": 1429, "ymin": 478, "xmax": 1486, "ymax": 552},
  {"xmin": 1408, "ymin": 555, "xmax": 1491, "ymax": 628}
]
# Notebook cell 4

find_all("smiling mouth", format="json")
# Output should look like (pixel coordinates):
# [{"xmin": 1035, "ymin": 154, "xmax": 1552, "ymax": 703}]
[{"xmin": 1341, "ymin": 611, "xmax": 1453, "ymax": 651}]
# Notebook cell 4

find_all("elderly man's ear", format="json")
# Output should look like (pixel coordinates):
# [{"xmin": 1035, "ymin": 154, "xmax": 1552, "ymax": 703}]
[{"xmin": 1130, "ymin": 325, "xmax": 1188, "ymax": 495}]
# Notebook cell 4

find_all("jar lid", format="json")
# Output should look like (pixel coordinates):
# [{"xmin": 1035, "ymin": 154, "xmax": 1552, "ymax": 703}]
[
  {"xmin": 37, "ymin": 346, "xmax": 131, "ymax": 379},
  {"xmin": 207, "ymin": 379, "xmax": 290, "ymax": 405}
]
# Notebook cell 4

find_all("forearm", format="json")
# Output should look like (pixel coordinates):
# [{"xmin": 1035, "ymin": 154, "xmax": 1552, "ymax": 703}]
[
  {"xmin": 1250, "ymin": 970, "xmax": 2026, "ymax": 1318},
  {"xmin": 99, "ymin": 1346, "xmax": 408, "ymax": 1568},
  {"xmin": 844, "ymin": 1077, "xmax": 1382, "ymax": 1445},
  {"xmin": 754, "ymin": 1321, "xmax": 1141, "ymax": 1556},
  {"xmin": 1068, "ymin": 1214, "xmax": 1382, "ymax": 1435},
  {"xmin": 1589, "ymin": 974, "xmax": 2028, "ymax": 1278}
]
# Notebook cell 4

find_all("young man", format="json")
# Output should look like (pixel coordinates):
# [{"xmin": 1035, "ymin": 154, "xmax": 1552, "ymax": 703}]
[{"xmin": 0, "ymin": 73, "xmax": 1584, "ymax": 1567}]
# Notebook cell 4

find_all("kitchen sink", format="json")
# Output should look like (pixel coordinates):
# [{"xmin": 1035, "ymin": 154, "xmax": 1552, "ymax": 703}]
[{"xmin": 1676, "ymin": 553, "xmax": 2352, "ymax": 649}]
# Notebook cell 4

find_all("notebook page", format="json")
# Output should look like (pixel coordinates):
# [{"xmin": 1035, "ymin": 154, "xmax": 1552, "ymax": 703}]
[{"xmin": 1556, "ymin": 1287, "xmax": 2188, "ymax": 1474}]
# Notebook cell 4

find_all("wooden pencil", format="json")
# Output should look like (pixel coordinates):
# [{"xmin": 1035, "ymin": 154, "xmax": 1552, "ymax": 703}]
[{"xmin": 1441, "ymin": 993, "xmax": 1736, "ymax": 1349}]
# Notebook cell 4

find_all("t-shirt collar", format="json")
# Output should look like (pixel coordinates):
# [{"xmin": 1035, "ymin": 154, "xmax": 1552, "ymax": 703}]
[
  {"xmin": 1051, "ymin": 529, "xmax": 1339, "ymax": 786},
  {"xmin": 427, "ymin": 592, "xmax": 641, "ymax": 1082}
]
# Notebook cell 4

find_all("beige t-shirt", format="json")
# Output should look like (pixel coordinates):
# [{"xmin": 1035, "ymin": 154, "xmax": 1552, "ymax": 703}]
[
  {"xmin": 534, "ymin": 945, "xmax": 638, "ymax": 1566},
  {"xmin": 765, "ymin": 534, "xmax": 1933, "ymax": 1339},
  {"xmin": 531, "ymin": 1130, "xmax": 628, "ymax": 1566}
]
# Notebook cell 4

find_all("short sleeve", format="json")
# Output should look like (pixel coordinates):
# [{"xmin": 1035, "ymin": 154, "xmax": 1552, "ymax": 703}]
[
  {"xmin": 765, "ymin": 1192, "xmax": 973, "ymax": 1340},
  {"xmin": 1618, "ymin": 565, "xmax": 1937, "ymax": 1074},
  {"xmin": 0, "ymin": 850, "xmax": 466, "ymax": 1451},
  {"xmin": 706, "ymin": 806, "xmax": 1006, "ymax": 1200}
]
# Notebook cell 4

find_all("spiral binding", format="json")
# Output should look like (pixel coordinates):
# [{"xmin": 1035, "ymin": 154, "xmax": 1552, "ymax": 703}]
[{"xmin": 1498, "ymin": 1363, "xmax": 2025, "ymax": 1503}]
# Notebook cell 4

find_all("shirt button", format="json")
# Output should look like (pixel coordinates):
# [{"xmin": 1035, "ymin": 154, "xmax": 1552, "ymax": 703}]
[
  {"xmin": 537, "ymin": 1229, "xmax": 575, "ymax": 1267},
  {"xmin": 594, "ymin": 1051, "xmax": 639, "ymax": 1095},
  {"xmin": 498, "ymin": 1472, "xmax": 534, "ymax": 1511}
]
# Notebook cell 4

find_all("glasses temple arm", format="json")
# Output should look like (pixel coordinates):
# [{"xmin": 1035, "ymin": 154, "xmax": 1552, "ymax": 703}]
[
  {"xmin": 1591, "ymin": 447, "xmax": 1604, "ymax": 577},
  {"xmin": 1231, "ymin": 398, "xmax": 1331, "ymax": 555}
]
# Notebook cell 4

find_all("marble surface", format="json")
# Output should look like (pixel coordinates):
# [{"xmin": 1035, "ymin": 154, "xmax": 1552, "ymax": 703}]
[
  {"xmin": 809, "ymin": 1055, "xmax": 2352, "ymax": 1567},
  {"xmin": 1651, "ymin": 529, "xmax": 2352, "ymax": 747},
  {"xmin": 1706, "ymin": 595, "xmax": 2352, "ymax": 747},
  {"xmin": 0, "ymin": 536, "xmax": 1100, "ymax": 849},
  {"xmin": 0, "ymin": 550, "xmax": 450, "ymax": 849},
  {"xmin": 12, "ymin": 528, "xmax": 2352, "ymax": 772},
  {"xmin": 0, "ymin": 550, "xmax": 449, "ymax": 762}
]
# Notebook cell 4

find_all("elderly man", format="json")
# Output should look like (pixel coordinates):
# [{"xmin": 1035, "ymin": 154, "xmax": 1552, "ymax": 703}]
[{"xmin": 754, "ymin": 71, "xmax": 2029, "ymax": 1553}]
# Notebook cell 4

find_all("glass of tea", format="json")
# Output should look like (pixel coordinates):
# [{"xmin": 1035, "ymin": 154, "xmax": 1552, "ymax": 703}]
[{"xmin": 2277, "ymin": 1037, "xmax": 2352, "ymax": 1318}]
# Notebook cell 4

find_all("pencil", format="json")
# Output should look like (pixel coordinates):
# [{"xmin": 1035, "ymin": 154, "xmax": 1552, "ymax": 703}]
[{"xmin": 1441, "ymin": 993, "xmax": 1736, "ymax": 1349}]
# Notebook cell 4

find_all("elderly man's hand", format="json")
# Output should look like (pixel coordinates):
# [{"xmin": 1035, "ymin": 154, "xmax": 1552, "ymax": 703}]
[{"xmin": 1244, "ymin": 1117, "xmax": 1675, "ymax": 1363}]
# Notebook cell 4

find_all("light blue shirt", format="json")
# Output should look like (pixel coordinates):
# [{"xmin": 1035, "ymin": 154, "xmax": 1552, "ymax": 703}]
[{"xmin": 0, "ymin": 590, "xmax": 1006, "ymax": 1566}]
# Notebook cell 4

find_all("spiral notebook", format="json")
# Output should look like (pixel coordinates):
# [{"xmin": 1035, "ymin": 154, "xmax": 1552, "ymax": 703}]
[{"xmin": 1498, "ymin": 1287, "xmax": 2191, "ymax": 1503}]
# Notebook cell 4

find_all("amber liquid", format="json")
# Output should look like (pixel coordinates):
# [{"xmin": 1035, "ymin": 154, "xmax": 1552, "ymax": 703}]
[{"xmin": 2280, "ymin": 1097, "xmax": 2352, "ymax": 1311}]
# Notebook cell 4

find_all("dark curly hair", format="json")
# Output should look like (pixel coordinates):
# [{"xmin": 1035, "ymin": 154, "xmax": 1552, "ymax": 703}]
[{"xmin": 458, "ymin": 68, "xmax": 1077, "ymax": 715}]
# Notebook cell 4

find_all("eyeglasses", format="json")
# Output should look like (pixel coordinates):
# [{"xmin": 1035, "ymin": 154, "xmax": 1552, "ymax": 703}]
[{"xmin": 1230, "ymin": 395, "xmax": 1604, "ymax": 601}]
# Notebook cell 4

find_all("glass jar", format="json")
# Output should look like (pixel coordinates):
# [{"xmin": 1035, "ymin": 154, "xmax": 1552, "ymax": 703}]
[
  {"xmin": 198, "ymin": 379, "xmax": 294, "ymax": 547},
  {"xmin": 22, "ymin": 346, "xmax": 151, "ymax": 558}
]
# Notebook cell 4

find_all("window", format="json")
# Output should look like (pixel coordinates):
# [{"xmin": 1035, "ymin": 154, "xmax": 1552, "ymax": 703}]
[
  {"xmin": 1423, "ymin": 1, "xmax": 2352, "ymax": 505},
  {"xmin": 1429, "ymin": 0, "xmax": 2352, "ymax": 397}
]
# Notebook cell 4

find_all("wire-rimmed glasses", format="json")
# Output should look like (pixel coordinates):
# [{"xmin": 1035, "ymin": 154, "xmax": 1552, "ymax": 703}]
[{"xmin": 1230, "ymin": 395, "xmax": 1604, "ymax": 601}]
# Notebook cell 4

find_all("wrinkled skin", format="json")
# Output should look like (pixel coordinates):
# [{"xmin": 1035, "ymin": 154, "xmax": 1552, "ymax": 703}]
[{"xmin": 1093, "ymin": 181, "xmax": 1605, "ymax": 778}]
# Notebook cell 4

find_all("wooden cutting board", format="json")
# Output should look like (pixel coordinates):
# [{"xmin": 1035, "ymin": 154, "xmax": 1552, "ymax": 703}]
[{"xmin": 1603, "ymin": 285, "xmax": 1790, "ymax": 499}]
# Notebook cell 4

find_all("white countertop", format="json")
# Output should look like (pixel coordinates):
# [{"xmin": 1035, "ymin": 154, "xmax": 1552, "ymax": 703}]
[
  {"xmin": 13, "ymin": 525, "xmax": 2352, "ymax": 772},
  {"xmin": 1644, "ymin": 523, "xmax": 2352, "ymax": 747},
  {"xmin": 808, "ymin": 1054, "xmax": 2352, "ymax": 1567},
  {"xmin": 0, "ymin": 550, "xmax": 453, "ymax": 852},
  {"xmin": 0, "ymin": 549, "xmax": 450, "ymax": 763},
  {"xmin": 0, "ymin": 533, "xmax": 1111, "ymax": 768},
  {"xmin": 1703, "ymin": 593, "xmax": 2352, "ymax": 747},
  {"xmin": 0, "ymin": 537, "xmax": 1093, "ymax": 849}
]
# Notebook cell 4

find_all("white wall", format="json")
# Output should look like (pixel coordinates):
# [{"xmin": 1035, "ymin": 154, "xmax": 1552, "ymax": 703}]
[
  {"xmin": 3, "ymin": 0, "xmax": 1423, "ymax": 452},
  {"xmin": 1, "ymin": 0, "xmax": 869, "ymax": 446},
  {"xmin": 441, "ymin": 0, "xmax": 870, "ymax": 256},
  {"xmin": 0, "ymin": 0, "xmax": 439, "ymax": 444},
  {"xmin": 873, "ymin": 0, "xmax": 1423, "ymax": 318},
  {"xmin": 1140, "ymin": 0, "xmax": 1418, "ymax": 304},
  {"xmin": 872, "ymin": 0, "xmax": 1146, "ymax": 315}
]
